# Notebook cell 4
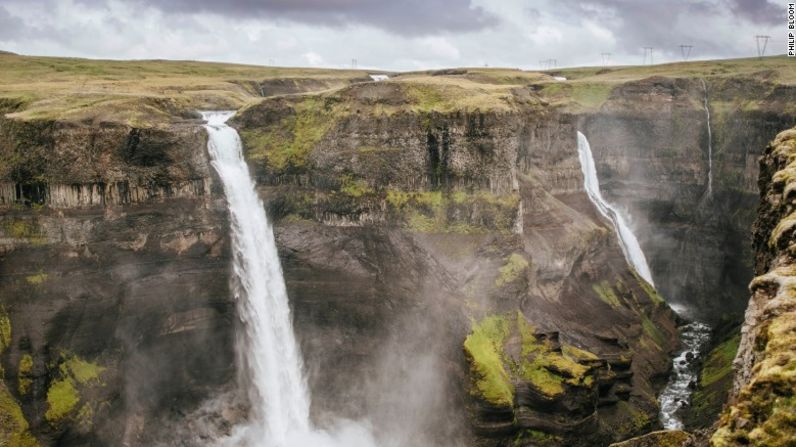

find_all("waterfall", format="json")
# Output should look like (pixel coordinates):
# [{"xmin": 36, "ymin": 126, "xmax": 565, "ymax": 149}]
[
  {"xmin": 576, "ymin": 132, "xmax": 712, "ymax": 430},
  {"xmin": 202, "ymin": 111, "xmax": 375, "ymax": 447},
  {"xmin": 576, "ymin": 132, "xmax": 654, "ymax": 286},
  {"xmin": 701, "ymin": 79, "xmax": 713, "ymax": 197}
]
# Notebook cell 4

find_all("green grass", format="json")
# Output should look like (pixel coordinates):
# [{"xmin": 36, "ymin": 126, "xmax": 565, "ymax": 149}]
[
  {"xmin": 701, "ymin": 334, "xmax": 740, "ymax": 388},
  {"xmin": 0, "ymin": 53, "xmax": 365, "ymax": 125}
]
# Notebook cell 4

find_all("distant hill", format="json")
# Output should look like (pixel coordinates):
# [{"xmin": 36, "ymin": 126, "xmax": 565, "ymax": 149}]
[{"xmin": 0, "ymin": 50, "xmax": 18, "ymax": 55}]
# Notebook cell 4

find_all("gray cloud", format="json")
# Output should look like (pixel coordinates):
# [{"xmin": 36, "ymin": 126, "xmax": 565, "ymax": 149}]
[
  {"xmin": 561, "ymin": 0, "xmax": 780, "ymax": 59},
  {"xmin": 728, "ymin": 0, "xmax": 781, "ymax": 24},
  {"xmin": 0, "ymin": 6, "xmax": 31, "ymax": 40},
  {"xmin": 0, "ymin": 0, "xmax": 785, "ymax": 70},
  {"xmin": 77, "ymin": 0, "xmax": 499, "ymax": 36}
]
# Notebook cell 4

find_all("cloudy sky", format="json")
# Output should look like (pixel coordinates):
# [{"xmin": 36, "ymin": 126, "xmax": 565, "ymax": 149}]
[{"xmin": 0, "ymin": 0, "xmax": 787, "ymax": 70}]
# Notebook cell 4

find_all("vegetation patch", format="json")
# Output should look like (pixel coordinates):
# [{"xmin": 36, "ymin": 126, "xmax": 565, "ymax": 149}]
[
  {"xmin": 464, "ymin": 312, "xmax": 597, "ymax": 405},
  {"xmin": 241, "ymin": 96, "xmax": 344, "ymax": 172},
  {"xmin": 17, "ymin": 354, "xmax": 33, "ymax": 395},
  {"xmin": 701, "ymin": 334, "xmax": 740, "ymax": 388},
  {"xmin": 688, "ymin": 333, "xmax": 740, "ymax": 427},
  {"xmin": 338, "ymin": 174, "xmax": 374, "ymax": 198},
  {"xmin": 513, "ymin": 429, "xmax": 561, "ymax": 447},
  {"xmin": 24, "ymin": 272, "xmax": 48, "ymax": 285},
  {"xmin": 45, "ymin": 378, "xmax": 80, "ymax": 423},
  {"xmin": 45, "ymin": 353, "xmax": 105, "ymax": 425},
  {"xmin": 641, "ymin": 316, "xmax": 666, "ymax": 348},
  {"xmin": 0, "ymin": 305, "xmax": 10, "ymax": 354},
  {"xmin": 0, "ymin": 382, "xmax": 40, "ymax": 447},
  {"xmin": 463, "ymin": 315, "xmax": 513, "ymax": 406},
  {"xmin": 2, "ymin": 219, "xmax": 45, "ymax": 245},
  {"xmin": 592, "ymin": 280, "xmax": 622, "ymax": 308},
  {"xmin": 495, "ymin": 253, "xmax": 530, "ymax": 288},
  {"xmin": 386, "ymin": 189, "xmax": 518, "ymax": 234}
]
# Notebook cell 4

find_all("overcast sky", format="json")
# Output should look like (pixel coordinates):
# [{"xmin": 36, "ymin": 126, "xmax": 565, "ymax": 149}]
[{"xmin": 0, "ymin": 0, "xmax": 787, "ymax": 70}]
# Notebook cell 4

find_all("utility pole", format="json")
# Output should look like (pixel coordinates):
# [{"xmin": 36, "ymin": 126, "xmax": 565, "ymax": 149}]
[
  {"xmin": 601, "ymin": 52, "xmax": 612, "ymax": 66},
  {"xmin": 679, "ymin": 45, "xmax": 693, "ymax": 61},
  {"xmin": 643, "ymin": 47, "xmax": 654, "ymax": 65},
  {"xmin": 755, "ymin": 35, "xmax": 770, "ymax": 58}
]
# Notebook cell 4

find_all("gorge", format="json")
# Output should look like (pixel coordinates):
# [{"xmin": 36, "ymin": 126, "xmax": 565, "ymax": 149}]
[{"xmin": 0, "ymin": 53, "xmax": 795, "ymax": 447}]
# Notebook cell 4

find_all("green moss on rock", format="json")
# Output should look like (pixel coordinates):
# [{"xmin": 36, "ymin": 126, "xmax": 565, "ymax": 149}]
[
  {"xmin": 701, "ymin": 334, "xmax": 740, "ymax": 388},
  {"xmin": 44, "ymin": 353, "xmax": 105, "ymax": 425},
  {"xmin": 241, "ymin": 96, "xmax": 344, "ymax": 171},
  {"xmin": 464, "ymin": 312, "xmax": 597, "ymax": 405},
  {"xmin": 0, "ymin": 382, "xmax": 40, "ymax": 447},
  {"xmin": 463, "ymin": 315, "xmax": 513, "ymax": 406},
  {"xmin": 0, "ymin": 305, "xmax": 10, "ymax": 354},
  {"xmin": 45, "ymin": 378, "xmax": 79, "ymax": 423},
  {"xmin": 387, "ymin": 189, "xmax": 519, "ymax": 234},
  {"xmin": 593, "ymin": 281, "xmax": 622, "ymax": 308},
  {"xmin": 24, "ymin": 272, "xmax": 48, "ymax": 285},
  {"xmin": 495, "ymin": 253, "xmax": 530, "ymax": 287},
  {"xmin": 17, "ymin": 354, "xmax": 33, "ymax": 395}
]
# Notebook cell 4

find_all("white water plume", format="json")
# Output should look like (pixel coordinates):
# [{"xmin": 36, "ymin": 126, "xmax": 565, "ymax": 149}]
[{"xmin": 202, "ymin": 111, "xmax": 376, "ymax": 447}]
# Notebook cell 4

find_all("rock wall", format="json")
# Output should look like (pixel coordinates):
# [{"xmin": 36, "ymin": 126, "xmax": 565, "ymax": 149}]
[
  {"xmin": 580, "ymin": 76, "xmax": 796, "ymax": 322},
  {"xmin": 0, "ymin": 117, "xmax": 236, "ymax": 446},
  {"xmin": 711, "ymin": 127, "xmax": 796, "ymax": 446},
  {"xmin": 234, "ymin": 86, "xmax": 680, "ymax": 447},
  {"xmin": 1, "ymin": 71, "xmax": 793, "ymax": 447}
]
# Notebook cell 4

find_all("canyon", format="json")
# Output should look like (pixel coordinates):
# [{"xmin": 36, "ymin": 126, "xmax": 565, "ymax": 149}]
[{"xmin": 0, "ymin": 53, "xmax": 795, "ymax": 446}]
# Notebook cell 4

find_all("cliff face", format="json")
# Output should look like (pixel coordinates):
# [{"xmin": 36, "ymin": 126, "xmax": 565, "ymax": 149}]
[
  {"xmin": 0, "ymin": 117, "xmax": 237, "ymax": 446},
  {"xmin": 580, "ymin": 76, "xmax": 796, "ymax": 322},
  {"xmin": 232, "ymin": 83, "xmax": 679, "ymax": 446},
  {"xmin": 1, "ymin": 57, "xmax": 795, "ymax": 447},
  {"xmin": 711, "ymin": 127, "xmax": 796, "ymax": 446}
]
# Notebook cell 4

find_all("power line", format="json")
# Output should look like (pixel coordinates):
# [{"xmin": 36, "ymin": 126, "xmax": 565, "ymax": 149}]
[{"xmin": 755, "ymin": 35, "xmax": 770, "ymax": 58}]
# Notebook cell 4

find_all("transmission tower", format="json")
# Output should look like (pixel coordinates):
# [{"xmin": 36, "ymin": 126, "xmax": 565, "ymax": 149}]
[
  {"xmin": 755, "ymin": 35, "xmax": 771, "ymax": 58},
  {"xmin": 643, "ymin": 47, "xmax": 654, "ymax": 65},
  {"xmin": 679, "ymin": 45, "xmax": 693, "ymax": 61},
  {"xmin": 601, "ymin": 52, "xmax": 612, "ymax": 66},
  {"xmin": 351, "ymin": 58, "xmax": 358, "ymax": 69}
]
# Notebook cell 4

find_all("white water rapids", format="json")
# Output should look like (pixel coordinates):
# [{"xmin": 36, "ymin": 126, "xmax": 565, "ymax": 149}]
[
  {"xmin": 576, "ymin": 131, "xmax": 712, "ymax": 430},
  {"xmin": 202, "ymin": 111, "xmax": 376, "ymax": 447},
  {"xmin": 576, "ymin": 131, "xmax": 654, "ymax": 286}
]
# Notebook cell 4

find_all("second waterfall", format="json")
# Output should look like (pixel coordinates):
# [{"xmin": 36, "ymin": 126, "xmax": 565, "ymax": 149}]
[{"xmin": 203, "ymin": 111, "xmax": 375, "ymax": 447}]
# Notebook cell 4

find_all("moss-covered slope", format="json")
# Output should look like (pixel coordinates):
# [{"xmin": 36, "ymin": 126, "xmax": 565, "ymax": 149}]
[{"xmin": 711, "ymin": 127, "xmax": 796, "ymax": 446}]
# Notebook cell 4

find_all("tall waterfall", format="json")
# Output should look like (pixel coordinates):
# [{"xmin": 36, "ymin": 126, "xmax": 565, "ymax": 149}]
[
  {"xmin": 203, "ymin": 112, "xmax": 375, "ymax": 447},
  {"xmin": 701, "ymin": 79, "xmax": 713, "ymax": 197},
  {"xmin": 577, "ymin": 131, "xmax": 712, "ymax": 430},
  {"xmin": 576, "ymin": 132, "xmax": 654, "ymax": 286},
  {"xmin": 203, "ymin": 111, "xmax": 311, "ymax": 443}
]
